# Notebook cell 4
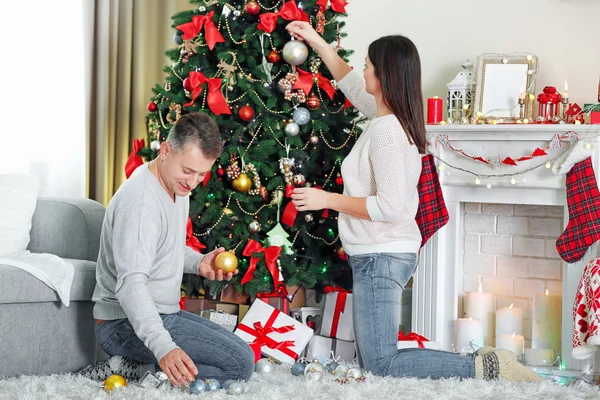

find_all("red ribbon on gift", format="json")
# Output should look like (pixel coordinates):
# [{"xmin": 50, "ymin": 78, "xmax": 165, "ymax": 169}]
[
  {"xmin": 125, "ymin": 138, "xmax": 145, "ymax": 179},
  {"xmin": 241, "ymin": 239, "xmax": 282, "ymax": 286},
  {"xmin": 324, "ymin": 286, "xmax": 351, "ymax": 338},
  {"xmin": 257, "ymin": 287, "xmax": 290, "ymax": 315},
  {"xmin": 176, "ymin": 11, "xmax": 225, "ymax": 50},
  {"xmin": 398, "ymin": 332, "xmax": 430, "ymax": 348},
  {"xmin": 186, "ymin": 217, "xmax": 206, "ymax": 253},
  {"xmin": 294, "ymin": 68, "xmax": 336, "ymax": 100},
  {"xmin": 179, "ymin": 297, "xmax": 186, "ymax": 310},
  {"xmin": 257, "ymin": 0, "xmax": 309, "ymax": 33},
  {"xmin": 237, "ymin": 307, "xmax": 298, "ymax": 362},
  {"xmin": 282, "ymin": 185, "xmax": 329, "ymax": 227},
  {"xmin": 316, "ymin": 0, "xmax": 348, "ymax": 13},
  {"xmin": 183, "ymin": 71, "xmax": 232, "ymax": 115}
]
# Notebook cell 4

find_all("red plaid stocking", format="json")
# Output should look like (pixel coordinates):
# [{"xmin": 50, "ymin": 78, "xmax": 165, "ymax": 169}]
[
  {"xmin": 416, "ymin": 154, "xmax": 449, "ymax": 248},
  {"xmin": 556, "ymin": 157, "xmax": 600, "ymax": 263}
]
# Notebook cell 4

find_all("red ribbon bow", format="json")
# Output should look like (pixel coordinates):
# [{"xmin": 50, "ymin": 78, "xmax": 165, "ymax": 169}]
[
  {"xmin": 257, "ymin": 287, "xmax": 290, "ymax": 314},
  {"xmin": 241, "ymin": 239, "xmax": 282, "ymax": 286},
  {"xmin": 125, "ymin": 138, "xmax": 145, "ymax": 179},
  {"xmin": 294, "ymin": 68, "xmax": 336, "ymax": 100},
  {"xmin": 237, "ymin": 308, "xmax": 298, "ymax": 362},
  {"xmin": 324, "ymin": 286, "xmax": 351, "ymax": 338},
  {"xmin": 186, "ymin": 217, "xmax": 206, "ymax": 253},
  {"xmin": 282, "ymin": 185, "xmax": 329, "ymax": 227},
  {"xmin": 176, "ymin": 11, "xmax": 225, "ymax": 50},
  {"xmin": 316, "ymin": 0, "xmax": 348, "ymax": 13},
  {"xmin": 398, "ymin": 332, "xmax": 430, "ymax": 348},
  {"xmin": 257, "ymin": 0, "xmax": 309, "ymax": 33},
  {"xmin": 183, "ymin": 71, "xmax": 231, "ymax": 115}
]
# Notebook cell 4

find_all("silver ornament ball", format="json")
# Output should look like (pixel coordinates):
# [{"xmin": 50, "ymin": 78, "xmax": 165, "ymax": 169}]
[
  {"xmin": 291, "ymin": 362, "xmax": 307, "ymax": 376},
  {"xmin": 249, "ymin": 220, "xmax": 261, "ymax": 233},
  {"xmin": 309, "ymin": 135, "xmax": 319, "ymax": 145},
  {"xmin": 284, "ymin": 122, "xmax": 300, "ymax": 137},
  {"xmin": 190, "ymin": 379, "xmax": 208, "ymax": 394},
  {"xmin": 226, "ymin": 382, "xmax": 245, "ymax": 395},
  {"xmin": 282, "ymin": 40, "xmax": 309, "ymax": 66},
  {"xmin": 255, "ymin": 358, "xmax": 276, "ymax": 374},
  {"xmin": 150, "ymin": 140, "xmax": 161, "ymax": 151},
  {"xmin": 347, "ymin": 368, "xmax": 363, "ymax": 379},
  {"xmin": 334, "ymin": 364, "xmax": 350, "ymax": 376},
  {"xmin": 304, "ymin": 213, "xmax": 314, "ymax": 222},
  {"xmin": 305, "ymin": 370, "xmax": 323, "ymax": 382},
  {"xmin": 304, "ymin": 361, "xmax": 325, "ymax": 376},
  {"xmin": 206, "ymin": 379, "xmax": 222, "ymax": 391},
  {"xmin": 292, "ymin": 107, "xmax": 311, "ymax": 126},
  {"xmin": 325, "ymin": 362, "xmax": 339, "ymax": 374}
]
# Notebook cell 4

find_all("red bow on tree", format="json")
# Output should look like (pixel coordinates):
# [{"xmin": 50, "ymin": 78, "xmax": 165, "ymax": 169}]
[
  {"xmin": 186, "ymin": 217, "xmax": 206, "ymax": 253},
  {"xmin": 183, "ymin": 71, "xmax": 231, "ymax": 115},
  {"xmin": 316, "ymin": 0, "xmax": 348, "ymax": 13},
  {"xmin": 398, "ymin": 332, "xmax": 430, "ymax": 348},
  {"xmin": 176, "ymin": 11, "xmax": 225, "ymax": 50},
  {"xmin": 124, "ymin": 138, "xmax": 145, "ymax": 179},
  {"xmin": 241, "ymin": 239, "xmax": 282, "ymax": 286},
  {"xmin": 293, "ymin": 68, "xmax": 337, "ymax": 100},
  {"xmin": 257, "ymin": 0, "xmax": 309, "ymax": 33},
  {"xmin": 282, "ymin": 185, "xmax": 329, "ymax": 227}
]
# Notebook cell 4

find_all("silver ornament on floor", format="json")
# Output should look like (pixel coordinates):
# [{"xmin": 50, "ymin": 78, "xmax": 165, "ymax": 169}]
[
  {"xmin": 292, "ymin": 107, "xmax": 311, "ymax": 125},
  {"xmin": 306, "ymin": 370, "xmax": 323, "ymax": 381},
  {"xmin": 226, "ymin": 381, "xmax": 245, "ymax": 395},
  {"xmin": 249, "ymin": 220, "xmax": 261, "ymax": 233},
  {"xmin": 284, "ymin": 121, "xmax": 300, "ymax": 137},
  {"xmin": 282, "ymin": 40, "xmax": 309, "ymax": 66},
  {"xmin": 304, "ymin": 361, "xmax": 325, "ymax": 376},
  {"xmin": 255, "ymin": 358, "xmax": 276, "ymax": 374},
  {"xmin": 334, "ymin": 364, "xmax": 350, "ymax": 376},
  {"xmin": 291, "ymin": 362, "xmax": 307, "ymax": 376},
  {"xmin": 325, "ymin": 362, "xmax": 339, "ymax": 374},
  {"xmin": 206, "ymin": 379, "xmax": 222, "ymax": 391},
  {"xmin": 347, "ymin": 368, "xmax": 363, "ymax": 379},
  {"xmin": 190, "ymin": 379, "xmax": 208, "ymax": 394}
]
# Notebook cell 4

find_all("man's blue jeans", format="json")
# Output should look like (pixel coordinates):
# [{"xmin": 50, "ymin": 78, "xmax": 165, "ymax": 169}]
[
  {"xmin": 349, "ymin": 252, "xmax": 475, "ymax": 379},
  {"xmin": 95, "ymin": 310, "xmax": 254, "ymax": 381}
]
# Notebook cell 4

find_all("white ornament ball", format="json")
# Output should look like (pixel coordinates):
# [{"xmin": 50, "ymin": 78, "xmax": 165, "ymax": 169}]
[
  {"xmin": 304, "ymin": 362, "xmax": 325, "ymax": 376},
  {"xmin": 226, "ymin": 382, "xmax": 245, "ymax": 395},
  {"xmin": 347, "ymin": 368, "xmax": 363, "ymax": 379},
  {"xmin": 305, "ymin": 370, "xmax": 323, "ymax": 381},
  {"xmin": 282, "ymin": 40, "xmax": 309, "ymax": 66},
  {"xmin": 292, "ymin": 107, "xmax": 311, "ymax": 125},
  {"xmin": 284, "ymin": 122, "xmax": 300, "ymax": 137},
  {"xmin": 255, "ymin": 358, "xmax": 276, "ymax": 374},
  {"xmin": 150, "ymin": 140, "xmax": 161, "ymax": 151},
  {"xmin": 334, "ymin": 364, "xmax": 350, "ymax": 376}
]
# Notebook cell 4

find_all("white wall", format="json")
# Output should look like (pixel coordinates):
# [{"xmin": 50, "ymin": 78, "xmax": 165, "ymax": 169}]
[
  {"xmin": 344, "ymin": 0, "xmax": 600, "ymax": 109},
  {"xmin": 1, "ymin": 0, "xmax": 87, "ymax": 198}
]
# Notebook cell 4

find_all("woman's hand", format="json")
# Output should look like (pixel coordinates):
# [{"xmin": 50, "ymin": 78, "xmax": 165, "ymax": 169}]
[
  {"xmin": 291, "ymin": 187, "xmax": 332, "ymax": 211},
  {"xmin": 286, "ymin": 21, "xmax": 328, "ymax": 51}
]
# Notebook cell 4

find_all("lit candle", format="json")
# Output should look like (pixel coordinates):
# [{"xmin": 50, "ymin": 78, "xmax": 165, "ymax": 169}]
[
  {"xmin": 427, "ymin": 96, "xmax": 443, "ymax": 124},
  {"xmin": 524, "ymin": 348, "xmax": 555, "ymax": 367},
  {"xmin": 497, "ymin": 332, "xmax": 525, "ymax": 355},
  {"xmin": 496, "ymin": 303, "xmax": 523, "ymax": 343},
  {"xmin": 519, "ymin": 86, "xmax": 525, "ymax": 100},
  {"xmin": 532, "ymin": 289, "xmax": 562, "ymax": 357},
  {"xmin": 455, "ymin": 317, "xmax": 484, "ymax": 353},
  {"xmin": 563, "ymin": 81, "xmax": 568, "ymax": 99},
  {"xmin": 465, "ymin": 283, "xmax": 495, "ymax": 345}
]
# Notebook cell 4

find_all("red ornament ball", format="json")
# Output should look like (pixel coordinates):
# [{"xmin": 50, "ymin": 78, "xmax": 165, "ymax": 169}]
[
  {"xmin": 147, "ymin": 102, "xmax": 157, "ymax": 112},
  {"xmin": 183, "ymin": 77, "xmax": 194, "ymax": 92},
  {"xmin": 306, "ymin": 94, "xmax": 321, "ymax": 110},
  {"xmin": 245, "ymin": 1, "xmax": 261, "ymax": 15},
  {"xmin": 217, "ymin": 167, "xmax": 225, "ymax": 177},
  {"xmin": 267, "ymin": 51, "xmax": 281, "ymax": 64},
  {"xmin": 335, "ymin": 173, "xmax": 343, "ymax": 186},
  {"xmin": 239, "ymin": 105, "xmax": 255, "ymax": 122}
]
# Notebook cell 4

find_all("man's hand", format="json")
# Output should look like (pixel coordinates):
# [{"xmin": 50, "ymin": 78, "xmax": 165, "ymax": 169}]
[
  {"xmin": 159, "ymin": 348, "xmax": 197, "ymax": 386},
  {"xmin": 198, "ymin": 247, "xmax": 239, "ymax": 281}
]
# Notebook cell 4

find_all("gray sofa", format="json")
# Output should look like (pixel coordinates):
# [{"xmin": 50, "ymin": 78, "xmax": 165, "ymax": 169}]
[{"xmin": 0, "ymin": 198, "xmax": 106, "ymax": 378}]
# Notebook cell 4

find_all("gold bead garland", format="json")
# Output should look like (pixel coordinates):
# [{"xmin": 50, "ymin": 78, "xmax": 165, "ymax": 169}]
[{"xmin": 194, "ymin": 193, "xmax": 233, "ymax": 237}]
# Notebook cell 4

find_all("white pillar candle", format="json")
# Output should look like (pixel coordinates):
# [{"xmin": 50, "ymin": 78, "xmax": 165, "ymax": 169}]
[
  {"xmin": 495, "ymin": 303, "xmax": 523, "ymax": 344},
  {"xmin": 455, "ymin": 317, "xmax": 484, "ymax": 353},
  {"xmin": 524, "ymin": 348, "xmax": 555, "ymax": 366},
  {"xmin": 496, "ymin": 332, "xmax": 525, "ymax": 355},
  {"xmin": 532, "ymin": 290, "xmax": 562, "ymax": 357},
  {"xmin": 465, "ymin": 284, "xmax": 495, "ymax": 345}
]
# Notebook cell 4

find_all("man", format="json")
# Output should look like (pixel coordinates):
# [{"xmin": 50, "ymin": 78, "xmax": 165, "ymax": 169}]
[{"xmin": 81, "ymin": 112, "xmax": 254, "ymax": 387}]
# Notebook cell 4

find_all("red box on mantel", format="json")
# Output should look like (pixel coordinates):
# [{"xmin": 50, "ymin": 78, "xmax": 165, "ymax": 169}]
[{"xmin": 591, "ymin": 111, "xmax": 600, "ymax": 124}]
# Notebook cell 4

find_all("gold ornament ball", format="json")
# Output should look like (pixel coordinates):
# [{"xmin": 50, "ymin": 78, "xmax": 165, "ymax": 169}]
[
  {"xmin": 232, "ymin": 173, "xmax": 253, "ymax": 192},
  {"xmin": 215, "ymin": 252, "xmax": 238, "ymax": 273},
  {"xmin": 104, "ymin": 374, "xmax": 127, "ymax": 392}
]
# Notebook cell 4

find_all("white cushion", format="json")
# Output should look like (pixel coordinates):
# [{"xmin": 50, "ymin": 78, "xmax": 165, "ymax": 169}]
[{"xmin": 0, "ymin": 174, "xmax": 41, "ymax": 256}]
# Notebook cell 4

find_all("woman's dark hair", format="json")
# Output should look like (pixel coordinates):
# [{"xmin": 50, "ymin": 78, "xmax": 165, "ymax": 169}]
[{"xmin": 367, "ymin": 35, "xmax": 427, "ymax": 154}]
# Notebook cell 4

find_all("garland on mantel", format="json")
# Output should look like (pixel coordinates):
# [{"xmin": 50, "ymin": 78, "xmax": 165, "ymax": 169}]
[{"xmin": 435, "ymin": 131, "xmax": 579, "ymax": 168}]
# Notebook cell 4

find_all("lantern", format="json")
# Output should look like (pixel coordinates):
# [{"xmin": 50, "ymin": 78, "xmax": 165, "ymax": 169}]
[
  {"xmin": 447, "ymin": 62, "xmax": 474, "ymax": 121},
  {"xmin": 537, "ymin": 86, "xmax": 562, "ymax": 123}
]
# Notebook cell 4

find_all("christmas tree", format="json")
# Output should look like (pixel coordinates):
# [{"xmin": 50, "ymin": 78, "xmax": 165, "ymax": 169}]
[{"xmin": 141, "ymin": 0, "xmax": 360, "ymax": 299}]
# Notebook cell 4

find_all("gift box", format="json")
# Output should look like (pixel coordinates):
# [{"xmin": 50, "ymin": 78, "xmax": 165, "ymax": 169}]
[
  {"xmin": 397, "ymin": 332, "xmax": 441, "ymax": 350},
  {"xmin": 182, "ymin": 298, "xmax": 212, "ymax": 315},
  {"xmin": 320, "ymin": 287, "xmax": 354, "ymax": 341},
  {"xmin": 235, "ymin": 298, "xmax": 313, "ymax": 364},
  {"xmin": 291, "ymin": 307, "xmax": 323, "ymax": 333},
  {"xmin": 238, "ymin": 304, "xmax": 250, "ymax": 325},
  {"xmin": 286, "ymin": 284, "xmax": 306, "ymax": 308},
  {"xmin": 201, "ymin": 310, "xmax": 237, "ymax": 332},
  {"xmin": 207, "ymin": 284, "xmax": 249, "ymax": 305},
  {"xmin": 306, "ymin": 335, "xmax": 356, "ymax": 363},
  {"xmin": 251, "ymin": 289, "xmax": 290, "ymax": 314}
]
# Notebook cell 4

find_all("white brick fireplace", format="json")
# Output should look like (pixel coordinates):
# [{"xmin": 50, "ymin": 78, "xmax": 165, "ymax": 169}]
[{"xmin": 413, "ymin": 124, "xmax": 600, "ymax": 372}]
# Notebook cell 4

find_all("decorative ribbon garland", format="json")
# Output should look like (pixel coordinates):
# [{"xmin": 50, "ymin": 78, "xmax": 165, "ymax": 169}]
[{"xmin": 257, "ymin": 0, "xmax": 309, "ymax": 33}]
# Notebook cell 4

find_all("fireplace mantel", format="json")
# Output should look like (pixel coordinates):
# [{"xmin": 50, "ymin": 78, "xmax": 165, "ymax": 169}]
[{"xmin": 414, "ymin": 124, "xmax": 600, "ymax": 371}]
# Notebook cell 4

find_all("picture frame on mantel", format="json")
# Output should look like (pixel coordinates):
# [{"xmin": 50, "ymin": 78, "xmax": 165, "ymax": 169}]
[{"xmin": 473, "ymin": 53, "xmax": 538, "ymax": 123}]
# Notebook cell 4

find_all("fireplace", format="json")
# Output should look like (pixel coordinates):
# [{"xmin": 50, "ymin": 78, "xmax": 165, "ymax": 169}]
[{"xmin": 414, "ymin": 123, "xmax": 600, "ymax": 372}]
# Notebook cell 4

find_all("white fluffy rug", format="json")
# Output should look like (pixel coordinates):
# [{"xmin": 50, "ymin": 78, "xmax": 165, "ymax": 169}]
[{"xmin": 1, "ymin": 366, "xmax": 599, "ymax": 400}]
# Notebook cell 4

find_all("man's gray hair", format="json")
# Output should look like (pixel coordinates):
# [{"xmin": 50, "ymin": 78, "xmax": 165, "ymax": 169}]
[{"xmin": 166, "ymin": 112, "xmax": 223, "ymax": 159}]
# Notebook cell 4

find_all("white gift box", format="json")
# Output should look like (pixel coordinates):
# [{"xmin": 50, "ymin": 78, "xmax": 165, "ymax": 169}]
[
  {"xmin": 234, "ymin": 298, "xmax": 313, "ymax": 365},
  {"xmin": 320, "ymin": 291, "xmax": 354, "ymax": 341},
  {"xmin": 201, "ymin": 310, "xmax": 237, "ymax": 332},
  {"xmin": 397, "ymin": 341, "xmax": 442, "ymax": 350},
  {"xmin": 306, "ymin": 335, "xmax": 356, "ymax": 363}
]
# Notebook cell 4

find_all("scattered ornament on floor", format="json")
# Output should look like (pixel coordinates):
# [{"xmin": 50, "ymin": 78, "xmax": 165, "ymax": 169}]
[
  {"xmin": 249, "ymin": 220, "xmax": 261, "ymax": 233},
  {"xmin": 306, "ymin": 370, "xmax": 323, "ymax": 381},
  {"xmin": 291, "ymin": 361, "xmax": 307, "ymax": 376},
  {"xmin": 347, "ymin": 368, "xmax": 363, "ymax": 379},
  {"xmin": 104, "ymin": 374, "xmax": 127, "ymax": 392},
  {"xmin": 255, "ymin": 357, "xmax": 277, "ymax": 374},
  {"xmin": 304, "ymin": 361, "xmax": 325, "ymax": 376},
  {"xmin": 206, "ymin": 379, "xmax": 222, "ymax": 391},
  {"xmin": 190, "ymin": 378, "xmax": 208, "ymax": 394},
  {"xmin": 292, "ymin": 107, "xmax": 311, "ymax": 125},
  {"xmin": 215, "ymin": 251, "xmax": 238, "ymax": 273},
  {"xmin": 333, "ymin": 364, "xmax": 350, "ymax": 377},
  {"xmin": 325, "ymin": 362, "xmax": 339, "ymax": 374},
  {"xmin": 226, "ymin": 381, "xmax": 245, "ymax": 395}
]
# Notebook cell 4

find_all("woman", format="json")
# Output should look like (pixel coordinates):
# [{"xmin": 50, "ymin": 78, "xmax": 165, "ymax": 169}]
[{"xmin": 287, "ymin": 21, "xmax": 540, "ymax": 382}]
